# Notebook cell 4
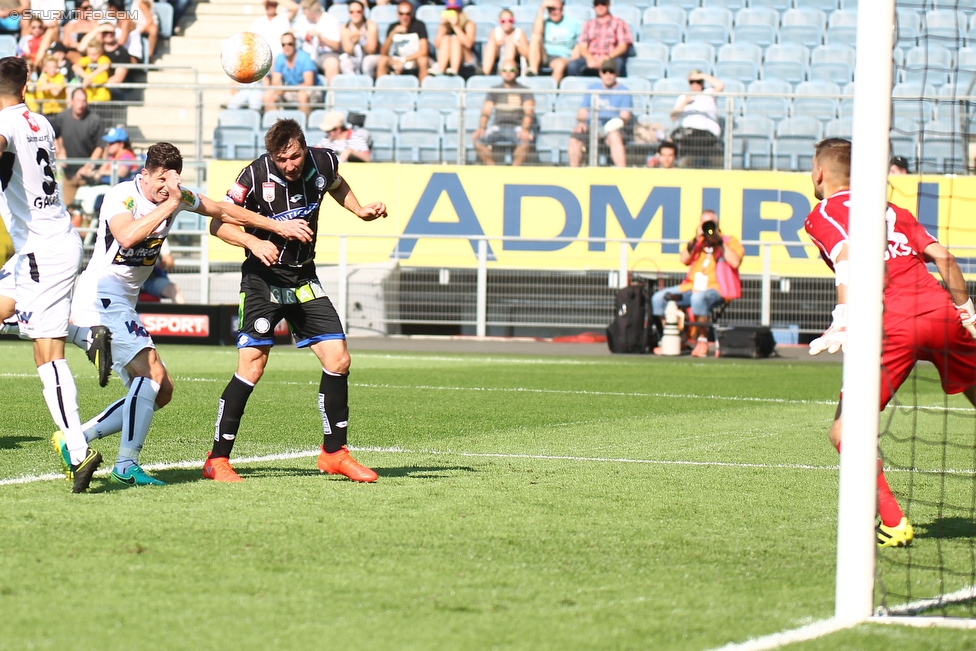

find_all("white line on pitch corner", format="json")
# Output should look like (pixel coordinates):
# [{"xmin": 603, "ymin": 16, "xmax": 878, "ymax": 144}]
[
  {"xmin": 875, "ymin": 585, "xmax": 976, "ymax": 617},
  {"xmin": 701, "ymin": 618, "xmax": 854, "ymax": 651}
]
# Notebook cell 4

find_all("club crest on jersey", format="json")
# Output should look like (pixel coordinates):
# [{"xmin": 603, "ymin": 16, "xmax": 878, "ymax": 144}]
[
  {"xmin": 228, "ymin": 182, "xmax": 246, "ymax": 203},
  {"xmin": 21, "ymin": 110, "xmax": 39, "ymax": 133},
  {"xmin": 124, "ymin": 197, "xmax": 135, "ymax": 212},
  {"xmin": 314, "ymin": 176, "xmax": 325, "ymax": 190},
  {"xmin": 263, "ymin": 182, "xmax": 275, "ymax": 202}
]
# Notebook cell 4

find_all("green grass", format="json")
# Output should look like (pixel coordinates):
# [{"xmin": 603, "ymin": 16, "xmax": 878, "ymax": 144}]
[{"xmin": 2, "ymin": 341, "xmax": 976, "ymax": 650}]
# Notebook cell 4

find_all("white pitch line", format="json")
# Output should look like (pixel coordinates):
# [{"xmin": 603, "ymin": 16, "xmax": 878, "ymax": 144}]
[
  {"xmin": 875, "ymin": 586, "xmax": 976, "ymax": 617},
  {"xmin": 702, "ymin": 618, "xmax": 854, "ymax": 651}
]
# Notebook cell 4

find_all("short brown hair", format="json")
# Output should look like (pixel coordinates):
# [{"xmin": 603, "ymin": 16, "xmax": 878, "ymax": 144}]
[
  {"xmin": 265, "ymin": 118, "xmax": 306, "ymax": 156},
  {"xmin": 145, "ymin": 142, "xmax": 183, "ymax": 174},
  {"xmin": 0, "ymin": 56, "xmax": 27, "ymax": 98},
  {"xmin": 814, "ymin": 138, "xmax": 851, "ymax": 182}
]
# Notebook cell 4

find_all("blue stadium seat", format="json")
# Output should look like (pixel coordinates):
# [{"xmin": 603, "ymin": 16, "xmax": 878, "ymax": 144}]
[
  {"xmin": 716, "ymin": 43, "xmax": 762, "ymax": 84},
  {"xmin": 894, "ymin": 9, "xmax": 920, "ymax": 48},
  {"xmin": 217, "ymin": 108, "xmax": 261, "ymax": 130},
  {"xmin": 376, "ymin": 74, "xmax": 420, "ymax": 90},
  {"xmin": 330, "ymin": 74, "xmax": 374, "ymax": 89},
  {"xmin": 762, "ymin": 43, "xmax": 810, "ymax": 84},
  {"xmin": 921, "ymin": 9, "xmax": 966, "ymax": 49},
  {"xmin": 779, "ymin": 8, "xmax": 825, "ymax": 48},
  {"xmin": 744, "ymin": 79, "xmax": 791, "ymax": 120},
  {"xmin": 627, "ymin": 58, "xmax": 666, "ymax": 82},
  {"xmin": 420, "ymin": 75, "xmax": 464, "ymax": 114},
  {"xmin": 824, "ymin": 116, "xmax": 852, "ymax": 139},
  {"xmin": 537, "ymin": 111, "xmax": 576, "ymax": 164},
  {"xmin": 466, "ymin": 5, "xmax": 500, "ymax": 24},
  {"xmin": 809, "ymin": 44, "xmax": 854, "ymax": 85},
  {"xmin": 641, "ymin": 7, "xmax": 684, "ymax": 45},
  {"xmin": 732, "ymin": 114, "xmax": 773, "ymax": 169},
  {"xmin": 617, "ymin": 76, "xmax": 651, "ymax": 112},
  {"xmin": 443, "ymin": 108, "xmax": 481, "ymax": 164},
  {"xmin": 651, "ymin": 78, "xmax": 688, "ymax": 114},
  {"xmin": 732, "ymin": 7, "xmax": 778, "ymax": 48},
  {"xmin": 262, "ymin": 109, "xmax": 306, "ymax": 131},
  {"xmin": 803, "ymin": 0, "xmax": 838, "ymax": 12},
  {"xmin": 416, "ymin": 4, "xmax": 442, "ymax": 22},
  {"xmin": 364, "ymin": 109, "xmax": 397, "ymax": 162},
  {"xmin": 773, "ymin": 116, "xmax": 823, "ymax": 171},
  {"xmin": 517, "ymin": 75, "xmax": 558, "ymax": 112},
  {"xmin": 328, "ymin": 3, "xmax": 349, "ymax": 22},
  {"xmin": 372, "ymin": 90, "xmax": 417, "ymax": 113},
  {"xmin": 746, "ymin": 0, "xmax": 792, "ymax": 11},
  {"xmin": 327, "ymin": 89, "xmax": 370, "ymax": 113},
  {"xmin": 465, "ymin": 75, "xmax": 503, "ymax": 110},
  {"xmin": 918, "ymin": 130, "xmax": 966, "ymax": 174},
  {"xmin": 687, "ymin": 6, "xmax": 733, "ymax": 46},
  {"xmin": 903, "ymin": 45, "xmax": 953, "ymax": 86},
  {"xmin": 890, "ymin": 116, "xmax": 919, "ymax": 163},
  {"xmin": 564, "ymin": 5, "xmax": 594, "ymax": 22},
  {"xmin": 614, "ymin": 5, "xmax": 642, "ymax": 26},
  {"xmin": 952, "ymin": 47, "xmax": 976, "ymax": 88},
  {"xmin": 633, "ymin": 42, "xmax": 669, "ymax": 62},
  {"xmin": 702, "ymin": 0, "xmax": 746, "ymax": 10},
  {"xmin": 396, "ymin": 110, "xmax": 442, "ymax": 163},
  {"xmin": 825, "ymin": 13, "xmax": 856, "ymax": 49},
  {"xmin": 612, "ymin": 0, "xmax": 653, "ymax": 7},
  {"xmin": 792, "ymin": 80, "xmax": 840, "ymax": 122},
  {"xmin": 0, "ymin": 35, "xmax": 16, "ymax": 57},
  {"xmin": 370, "ymin": 4, "xmax": 398, "ymax": 25},
  {"xmin": 213, "ymin": 127, "xmax": 258, "ymax": 160}
]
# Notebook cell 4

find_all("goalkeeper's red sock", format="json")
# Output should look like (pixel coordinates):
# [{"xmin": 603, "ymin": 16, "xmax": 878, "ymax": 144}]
[
  {"xmin": 876, "ymin": 459, "xmax": 905, "ymax": 527},
  {"xmin": 834, "ymin": 442, "xmax": 904, "ymax": 527}
]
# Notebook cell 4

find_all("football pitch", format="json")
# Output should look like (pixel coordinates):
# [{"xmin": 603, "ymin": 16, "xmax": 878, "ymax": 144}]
[{"xmin": 3, "ymin": 340, "xmax": 976, "ymax": 650}]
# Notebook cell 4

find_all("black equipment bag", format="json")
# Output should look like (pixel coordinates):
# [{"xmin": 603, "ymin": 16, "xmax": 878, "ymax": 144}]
[
  {"xmin": 715, "ymin": 325, "xmax": 776, "ymax": 358},
  {"xmin": 606, "ymin": 284, "xmax": 657, "ymax": 354}
]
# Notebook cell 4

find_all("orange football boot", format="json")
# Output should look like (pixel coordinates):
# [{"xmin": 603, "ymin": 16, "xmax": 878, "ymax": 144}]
[
  {"xmin": 317, "ymin": 446, "xmax": 378, "ymax": 483},
  {"xmin": 202, "ymin": 452, "xmax": 243, "ymax": 482}
]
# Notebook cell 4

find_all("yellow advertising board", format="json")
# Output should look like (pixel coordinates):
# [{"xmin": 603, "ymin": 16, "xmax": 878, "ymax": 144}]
[{"xmin": 207, "ymin": 161, "xmax": 974, "ymax": 278}]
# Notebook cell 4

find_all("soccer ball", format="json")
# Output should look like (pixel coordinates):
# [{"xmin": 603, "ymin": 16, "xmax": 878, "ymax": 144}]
[{"xmin": 220, "ymin": 32, "xmax": 273, "ymax": 84}]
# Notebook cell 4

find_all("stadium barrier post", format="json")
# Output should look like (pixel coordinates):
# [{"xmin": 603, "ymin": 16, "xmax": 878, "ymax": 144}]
[
  {"xmin": 457, "ymin": 91, "xmax": 466, "ymax": 166},
  {"xmin": 761, "ymin": 244, "xmax": 771, "ymax": 326},
  {"xmin": 588, "ymin": 91, "xmax": 599, "ymax": 168},
  {"xmin": 618, "ymin": 242, "xmax": 628, "ymax": 289},
  {"xmin": 834, "ymin": 0, "xmax": 895, "ymax": 624},
  {"xmin": 200, "ymin": 221, "xmax": 210, "ymax": 304},
  {"xmin": 723, "ymin": 95, "xmax": 734, "ymax": 170},
  {"xmin": 477, "ymin": 238, "xmax": 487, "ymax": 337}
]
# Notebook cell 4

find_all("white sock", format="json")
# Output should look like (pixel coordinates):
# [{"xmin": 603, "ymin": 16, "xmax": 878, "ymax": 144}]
[
  {"xmin": 38, "ymin": 359, "xmax": 87, "ymax": 465},
  {"xmin": 66, "ymin": 324, "xmax": 90, "ymax": 351},
  {"xmin": 117, "ymin": 377, "xmax": 160, "ymax": 472},
  {"xmin": 83, "ymin": 398, "xmax": 125, "ymax": 442}
]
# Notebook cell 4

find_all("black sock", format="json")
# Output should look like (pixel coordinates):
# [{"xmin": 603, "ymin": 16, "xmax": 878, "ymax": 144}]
[
  {"xmin": 319, "ymin": 370, "xmax": 348, "ymax": 453},
  {"xmin": 212, "ymin": 374, "xmax": 254, "ymax": 459}
]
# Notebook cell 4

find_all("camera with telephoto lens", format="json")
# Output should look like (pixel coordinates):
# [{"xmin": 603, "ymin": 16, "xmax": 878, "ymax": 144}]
[{"xmin": 701, "ymin": 220, "xmax": 722, "ymax": 246}]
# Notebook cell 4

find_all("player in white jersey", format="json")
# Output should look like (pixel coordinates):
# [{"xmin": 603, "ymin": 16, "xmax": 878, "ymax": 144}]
[
  {"xmin": 0, "ymin": 56, "xmax": 103, "ymax": 492},
  {"xmin": 65, "ymin": 141, "xmax": 312, "ymax": 486}
]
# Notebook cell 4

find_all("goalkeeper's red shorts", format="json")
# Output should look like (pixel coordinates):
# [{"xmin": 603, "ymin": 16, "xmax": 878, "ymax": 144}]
[{"xmin": 879, "ymin": 304, "xmax": 976, "ymax": 409}]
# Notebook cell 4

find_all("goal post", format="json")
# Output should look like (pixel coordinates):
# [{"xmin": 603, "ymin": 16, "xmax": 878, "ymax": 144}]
[{"xmin": 834, "ymin": 0, "xmax": 896, "ymax": 623}]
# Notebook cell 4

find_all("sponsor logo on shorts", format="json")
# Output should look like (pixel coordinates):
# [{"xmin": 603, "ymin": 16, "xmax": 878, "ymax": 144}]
[
  {"xmin": 238, "ymin": 334, "xmax": 248, "ymax": 347},
  {"xmin": 141, "ymin": 314, "xmax": 209, "ymax": 337},
  {"xmin": 15, "ymin": 309, "xmax": 32, "ymax": 324},
  {"xmin": 126, "ymin": 320, "xmax": 150, "ymax": 337},
  {"xmin": 228, "ymin": 182, "xmax": 247, "ymax": 204},
  {"xmin": 0, "ymin": 268, "xmax": 10, "ymax": 281},
  {"xmin": 254, "ymin": 317, "xmax": 270, "ymax": 334}
]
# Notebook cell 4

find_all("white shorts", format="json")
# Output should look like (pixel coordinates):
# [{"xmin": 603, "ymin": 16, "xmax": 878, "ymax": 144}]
[
  {"xmin": 14, "ymin": 231, "xmax": 82, "ymax": 340},
  {"xmin": 71, "ymin": 284, "xmax": 155, "ymax": 387}
]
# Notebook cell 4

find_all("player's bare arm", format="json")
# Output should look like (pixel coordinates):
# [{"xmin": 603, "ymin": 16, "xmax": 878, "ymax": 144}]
[
  {"xmin": 328, "ymin": 177, "xmax": 386, "ymax": 221},
  {"xmin": 109, "ymin": 172, "xmax": 182, "ymax": 248},
  {"xmin": 196, "ymin": 193, "xmax": 313, "ymax": 243},
  {"xmin": 924, "ymin": 241, "xmax": 969, "ymax": 306},
  {"xmin": 209, "ymin": 216, "xmax": 279, "ymax": 266}
]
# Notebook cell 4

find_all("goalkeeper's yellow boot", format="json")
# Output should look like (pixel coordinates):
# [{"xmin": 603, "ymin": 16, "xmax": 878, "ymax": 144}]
[{"xmin": 878, "ymin": 517, "xmax": 914, "ymax": 548}]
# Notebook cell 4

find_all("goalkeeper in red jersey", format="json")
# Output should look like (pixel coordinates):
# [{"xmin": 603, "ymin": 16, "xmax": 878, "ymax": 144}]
[{"xmin": 804, "ymin": 138, "xmax": 976, "ymax": 548}]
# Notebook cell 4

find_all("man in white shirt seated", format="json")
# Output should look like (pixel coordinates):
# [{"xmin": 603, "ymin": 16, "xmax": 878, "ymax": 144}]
[{"xmin": 314, "ymin": 110, "xmax": 371, "ymax": 162}]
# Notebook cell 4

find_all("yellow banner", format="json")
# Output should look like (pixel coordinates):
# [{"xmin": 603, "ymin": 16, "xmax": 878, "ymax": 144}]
[{"xmin": 206, "ymin": 161, "xmax": 973, "ymax": 277}]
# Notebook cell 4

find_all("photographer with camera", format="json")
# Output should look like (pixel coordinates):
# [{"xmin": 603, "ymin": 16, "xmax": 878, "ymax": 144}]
[{"xmin": 651, "ymin": 210, "xmax": 744, "ymax": 357}]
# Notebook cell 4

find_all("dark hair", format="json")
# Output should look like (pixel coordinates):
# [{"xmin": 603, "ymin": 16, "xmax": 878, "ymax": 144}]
[
  {"xmin": 658, "ymin": 140, "xmax": 676, "ymax": 155},
  {"xmin": 0, "ymin": 57, "xmax": 27, "ymax": 98},
  {"xmin": 348, "ymin": 0, "xmax": 364, "ymax": 11},
  {"xmin": 145, "ymin": 142, "xmax": 183, "ymax": 174},
  {"xmin": 814, "ymin": 137, "xmax": 851, "ymax": 181},
  {"xmin": 265, "ymin": 118, "xmax": 306, "ymax": 155},
  {"xmin": 71, "ymin": 86, "xmax": 87, "ymax": 100}
]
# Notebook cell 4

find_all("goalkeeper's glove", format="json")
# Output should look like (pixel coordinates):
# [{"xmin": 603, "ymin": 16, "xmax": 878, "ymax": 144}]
[
  {"xmin": 956, "ymin": 298, "xmax": 976, "ymax": 340},
  {"xmin": 809, "ymin": 304, "xmax": 847, "ymax": 355}
]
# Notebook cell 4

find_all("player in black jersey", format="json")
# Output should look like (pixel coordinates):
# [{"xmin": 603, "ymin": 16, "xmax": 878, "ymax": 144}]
[{"xmin": 204, "ymin": 118, "xmax": 387, "ymax": 483}]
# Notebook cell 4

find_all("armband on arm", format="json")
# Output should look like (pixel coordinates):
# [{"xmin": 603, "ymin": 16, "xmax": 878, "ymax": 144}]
[{"xmin": 956, "ymin": 298, "xmax": 976, "ymax": 339}]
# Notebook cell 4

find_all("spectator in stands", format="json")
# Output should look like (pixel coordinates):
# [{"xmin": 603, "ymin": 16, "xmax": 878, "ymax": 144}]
[
  {"xmin": 52, "ymin": 87, "xmax": 104, "ymax": 208},
  {"xmin": 566, "ymin": 0, "xmax": 631, "ymax": 78},
  {"xmin": 670, "ymin": 70, "xmax": 724, "ymax": 169},
  {"xmin": 264, "ymin": 30, "xmax": 320, "ymax": 117},
  {"xmin": 651, "ymin": 210, "xmax": 743, "ymax": 357},
  {"xmin": 431, "ymin": 0, "xmax": 476, "ymax": 78},
  {"xmin": 0, "ymin": 0, "xmax": 28, "ymax": 37},
  {"xmin": 78, "ymin": 23, "xmax": 134, "ymax": 99},
  {"xmin": 339, "ymin": 0, "xmax": 380, "ymax": 78},
  {"xmin": 129, "ymin": 0, "xmax": 159, "ymax": 62},
  {"xmin": 33, "ymin": 54, "xmax": 66, "ymax": 114},
  {"xmin": 90, "ymin": 126, "xmax": 137, "ymax": 184},
  {"xmin": 166, "ymin": 0, "xmax": 191, "ymax": 34},
  {"xmin": 72, "ymin": 40, "xmax": 111, "ymax": 101},
  {"xmin": 61, "ymin": 0, "xmax": 99, "ymax": 63},
  {"xmin": 648, "ymin": 140, "xmax": 677, "ymax": 169},
  {"xmin": 18, "ymin": 18, "xmax": 54, "ymax": 70},
  {"xmin": 528, "ymin": 0, "xmax": 580, "ymax": 83},
  {"xmin": 482, "ymin": 8, "xmax": 528, "ymax": 77},
  {"xmin": 890, "ymin": 155, "xmax": 909, "ymax": 175},
  {"xmin": 315, "ymin": 110, "xmax": 371, "ymax": 162},
  {"xmin": 251, "ymin": 0, "xmax": 298, "ymax": 60},
  {"xmin": 45, "ymin": 41, "xmax": 74, "ymax": 83},
  {"xmin": 568, "ymin": 58, "xmax": 630, "ymax": 168},
  {"xmin": 376, "ymin": 1, "xmax": 429, "ymax": 81},
  {"xmin": 473, "ymin": 62, "xmax": 535, "ymax": 166},
  {"xmin": 141, "ymin": 240, "xmax": 185, "ymax": 303},
  {"xmin": 293, "ymin": 0, "xmax": 341, "ymax": 84}
]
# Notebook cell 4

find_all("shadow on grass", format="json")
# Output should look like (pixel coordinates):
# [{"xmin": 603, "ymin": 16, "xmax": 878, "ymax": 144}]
[
  {"xmin": 0, "ymin": 435, "xmax": 42, "ymax": 449},
  {"xmin": 92, "ymin": 468, "xmax": 205, "ymax": 492},
  {"xmin": 231, "ymin": 465, "xmax": 477, "ymax": 480},
  {"xmin": 915, "ymin": 517, "xmax": 976, "ymax": 540}
]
